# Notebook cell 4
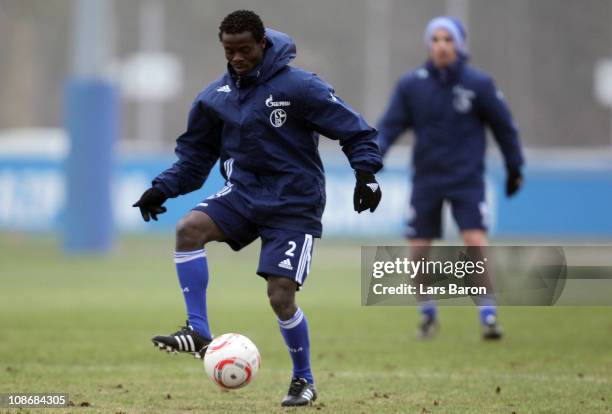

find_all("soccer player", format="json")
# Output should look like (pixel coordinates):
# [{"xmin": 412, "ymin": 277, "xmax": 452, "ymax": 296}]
[
  {"xmin": 133, "ymin": 10, "xmax": 382, "ymax": 406},
  {"xmin": 377, "ymin": 16, "xmax": 524, "ymax": 340}
]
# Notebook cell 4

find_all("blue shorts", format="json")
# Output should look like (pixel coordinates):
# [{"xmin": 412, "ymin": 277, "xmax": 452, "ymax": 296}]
[
  {"xmin": 406, "ymin": 185, "xmax": 488, "ymax": 239},
  {"xmin": 193, "ymin": 187, "xmax": 315, "ymax": 287}
]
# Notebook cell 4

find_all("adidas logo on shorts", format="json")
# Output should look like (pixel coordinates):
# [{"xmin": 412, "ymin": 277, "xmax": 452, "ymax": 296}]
[{"xmin": 278, "ymin": 258, "xmax": 293, "ymax": 270}]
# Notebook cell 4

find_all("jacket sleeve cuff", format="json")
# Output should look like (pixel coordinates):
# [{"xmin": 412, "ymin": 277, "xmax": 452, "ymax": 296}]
[
  {"xmin": 504, "ymin": 159, "xmax": 523, "ymax": 176},
  {"xmin": 151, "ymin": 179, "xmax": 176, "ymax": 199},
  {"xmin": 352, "ymin": 161, "xmax": 383, "ymax": 175}
]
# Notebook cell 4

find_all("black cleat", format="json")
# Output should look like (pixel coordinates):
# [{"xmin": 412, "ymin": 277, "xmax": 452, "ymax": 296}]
[
  {"xmin": 281, "ymin": 377, "xmax": 317, "ymax": 407},
  {"xmin": 482, "ymin": 322, "xmax": 503, "ymax": 340},
  {"xmin": 417, "ymin": 315, "xmax": 439, "ymax": 340},
  {"xmin": 152, "ymin": 321, "xmax": 212, "ymax": 358}
]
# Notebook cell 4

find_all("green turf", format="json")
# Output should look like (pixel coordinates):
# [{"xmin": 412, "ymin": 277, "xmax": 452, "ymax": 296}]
[{"xmin": 0, "ymin": 235, "xmax": 611, "ymax": 413}]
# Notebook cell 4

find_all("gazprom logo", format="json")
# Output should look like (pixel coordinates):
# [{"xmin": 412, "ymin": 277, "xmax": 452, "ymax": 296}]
[{"xmin": 265, "ymin": 94, "xmax": 291, "ymax": 107}]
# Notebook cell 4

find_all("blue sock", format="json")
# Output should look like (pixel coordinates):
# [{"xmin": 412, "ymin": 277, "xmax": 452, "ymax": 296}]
[
  {"xmin": 278, "ymin": 307, "xmax": 313, "ymax": 384},
  {"xmin": 420, "ymin": 299, "xmax": 437, "ymax": 321},
  {"xmin": 477, "ymin": 294, "xmax": 497, "ymax": 325},
  {"xmin": 174, "ymin": 249, "xmax": 211, "ymax": 339},
  {"xmin": 479, "ymin": 306, "xmax": 497, "ymax": 325}
]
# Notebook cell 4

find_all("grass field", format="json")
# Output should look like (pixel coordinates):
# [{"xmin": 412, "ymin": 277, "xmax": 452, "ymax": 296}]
[{"xmin": 1, "ymin": 235, "xmax": 611, "ymax": 413}]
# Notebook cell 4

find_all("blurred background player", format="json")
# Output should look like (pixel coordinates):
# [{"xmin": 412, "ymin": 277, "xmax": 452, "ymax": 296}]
[
  {"xmin": 376, "ymin": 16, "xmax": 524, "ymax": 340},
  {"xmin": 132, "ymin": 10, "xmax": 382, "ymax": 407}
]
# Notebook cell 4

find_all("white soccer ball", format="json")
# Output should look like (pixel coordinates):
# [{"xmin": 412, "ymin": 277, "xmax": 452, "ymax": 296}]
[{"xmin": 204, "ymin": 333, "xmax": 260, "ymax": 389}]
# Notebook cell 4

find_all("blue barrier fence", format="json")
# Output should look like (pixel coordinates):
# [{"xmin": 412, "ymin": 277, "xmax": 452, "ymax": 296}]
[
  {"xmin": 64, "ymin": 79, "xmax": 119, "ymax": 252},
  {"xmin": 0, "ymin": 152, "xmax": 611, "ymax": 239}
]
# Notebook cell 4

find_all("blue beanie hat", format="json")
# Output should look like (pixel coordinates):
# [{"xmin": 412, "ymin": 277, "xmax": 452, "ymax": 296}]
[{"xmin": 424, "ymin": 16, "xmax": 467, "ymax": 55}]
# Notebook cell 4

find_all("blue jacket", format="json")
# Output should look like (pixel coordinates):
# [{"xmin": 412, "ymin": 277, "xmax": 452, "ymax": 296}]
[
  {"xmin": 377, "ymin": 57, "xmax": 524, "ymax": 189},
  {"xmin": 153, "ymin": 29, "xmax": 382, "ymax": 236}
]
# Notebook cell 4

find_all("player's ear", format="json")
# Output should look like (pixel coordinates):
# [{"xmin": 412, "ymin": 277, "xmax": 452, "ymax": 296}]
[{"xmin": 260, "ymin": 36, "xmax": 267, "ymax": 50}]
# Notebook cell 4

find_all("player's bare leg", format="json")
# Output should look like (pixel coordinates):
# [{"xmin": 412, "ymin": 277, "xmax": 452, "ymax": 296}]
[
  {"xmin": 267, "ymin": 276, "xmax": 298, "ymax": 321},
  {"xmin": 175, "ymin": 210, "xmax": 226, "ymax": 251},
  {"xmin": 152, "ymin": 211, "xmax": 226, "ymax": 357},
  {"xmin": 461, "ymin": 230, "xmax": 502, "ymax": 340},
  {"xmin": 268, "ymin": 276, "xmax": 317, "ymax": 406},
  {"xmin": 461, "ymin": 229, "xmax": 487, "ymax": 247}
]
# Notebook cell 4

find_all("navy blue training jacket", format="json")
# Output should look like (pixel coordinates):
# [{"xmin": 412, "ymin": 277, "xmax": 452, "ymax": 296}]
[
  {"xmin": 377, "ymin": 57, "xmax": 524, "ymax": 189},
  {"xmin": 153, "ymin": 29, "xmax": 382, "ymax": 236}
]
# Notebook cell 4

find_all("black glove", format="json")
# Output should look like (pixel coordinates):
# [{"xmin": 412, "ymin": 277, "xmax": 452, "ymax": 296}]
[
  {"xmin": 353, "ymin": 170, "xmax": 382, "ymax": 213},
  {"xmin": 133, "ymin": 187, "xmax": 168, "ymax": 222},
  {"xmin": 506, "ymin": 168, "xmax": 523, "ymax": 197}
]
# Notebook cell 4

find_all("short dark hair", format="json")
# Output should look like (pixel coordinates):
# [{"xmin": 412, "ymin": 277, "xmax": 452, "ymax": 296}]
[{"xmin": 218, "ymin": 10, "xmax": 265, "ymax": 42}]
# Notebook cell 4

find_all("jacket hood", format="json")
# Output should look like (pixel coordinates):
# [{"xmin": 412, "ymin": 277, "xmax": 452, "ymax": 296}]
[{"xmin": 260, "ymin": 28, "xmax": 296, "ymax": 81}]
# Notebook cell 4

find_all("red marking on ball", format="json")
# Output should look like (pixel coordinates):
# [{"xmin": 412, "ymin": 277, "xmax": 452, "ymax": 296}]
[{"xmin": 213, "ymin": 357, "xmax": 252, "ymax": 389}]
